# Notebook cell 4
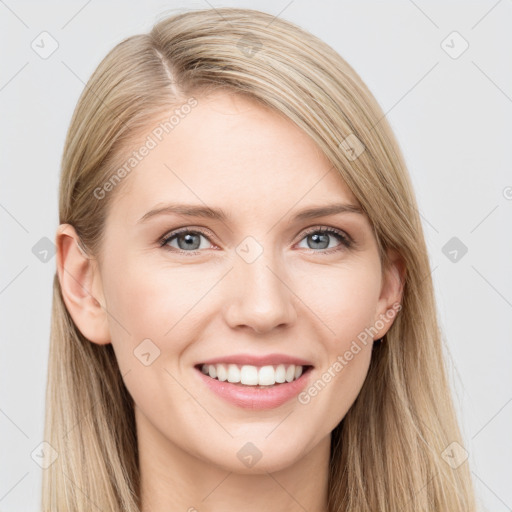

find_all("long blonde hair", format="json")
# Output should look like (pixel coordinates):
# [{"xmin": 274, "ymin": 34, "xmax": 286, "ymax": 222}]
[{"xmin": 43, "ymin": 7, "xmax": 477, "ymax": 511}]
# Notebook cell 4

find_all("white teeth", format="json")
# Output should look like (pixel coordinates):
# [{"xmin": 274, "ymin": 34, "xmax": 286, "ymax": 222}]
[
  {"xmin": 227, "ymin": 364, "xmax": 241, "ymax": 383},
  {"xmin": 258, "ymin": 365, "xmax": 275, "ymax": 386},
  {"xmin": 216, "ymin": 364, "xmax": 228, "ymax": 382},
  {"xmin": 200, "ymin": 363, "xmax": 306, "ymax": 386},
  {"xmin": 240, "ymin": 365, "xmax": 259, "ymax": 385},
  {"xmin": 275, "ymin": 364, "xmax": 286, "ymax": 383}
]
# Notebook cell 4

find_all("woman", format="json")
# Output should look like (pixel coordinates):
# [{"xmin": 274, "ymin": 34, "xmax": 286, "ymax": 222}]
[{"xmin": 43, "ymin": 7, "xmax": 477, "ymax": 511}]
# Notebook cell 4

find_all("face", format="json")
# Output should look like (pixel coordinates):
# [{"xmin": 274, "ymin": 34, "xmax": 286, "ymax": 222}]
[{"xmin": 59, "ymin": 91, "xmax": 402, "ymax": 475}]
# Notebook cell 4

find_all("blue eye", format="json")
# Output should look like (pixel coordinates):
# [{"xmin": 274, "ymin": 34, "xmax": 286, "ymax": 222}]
[
  {"xmin": 160, "ymin": 229, "xmax": 212, "ymax": 253},
  {"xmin": 297, "ymin": 227, "xmax": 352, "ymax": 253},
  {"xmin": 159, "ymin": 226, "xmax": 352, "ymax": 256}
]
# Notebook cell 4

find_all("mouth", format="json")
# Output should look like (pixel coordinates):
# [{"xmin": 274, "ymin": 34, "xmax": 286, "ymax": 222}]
[{"xmin": 194, "ymin": 363, "xmax": 314, "ymax": 388}]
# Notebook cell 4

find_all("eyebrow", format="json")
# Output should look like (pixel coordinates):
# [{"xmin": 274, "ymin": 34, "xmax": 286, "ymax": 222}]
[{"xmin": 137, "ymin": 202, "xmax": 364, "ymax": 224}]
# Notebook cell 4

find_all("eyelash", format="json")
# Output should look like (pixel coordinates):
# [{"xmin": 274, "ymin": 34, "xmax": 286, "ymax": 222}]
[{"xmin": 158, "ymin": 226, "xmax": 353, "ymax": 256}]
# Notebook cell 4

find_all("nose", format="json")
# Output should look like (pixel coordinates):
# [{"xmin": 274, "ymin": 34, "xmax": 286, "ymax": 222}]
[{"xmin": 223, "ymin": 252, "xmax": 297, "ymax": 334}]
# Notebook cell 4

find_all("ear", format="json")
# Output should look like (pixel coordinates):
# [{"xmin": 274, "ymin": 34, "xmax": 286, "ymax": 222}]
[
  {"xmin": 372, "ymin": 248, "xmax": 405, "ymax": 339},
  {"xmin": 55, "ymin": 224, "xmax": 110, "ymax": 345}
]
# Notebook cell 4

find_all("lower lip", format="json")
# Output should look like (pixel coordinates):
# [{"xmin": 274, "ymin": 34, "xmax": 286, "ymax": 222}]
[{"xmin": 194, "ymin": 366, "xmax": 313, "ymax": 410}]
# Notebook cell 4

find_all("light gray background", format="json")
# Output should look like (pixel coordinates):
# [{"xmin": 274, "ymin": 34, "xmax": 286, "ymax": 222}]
[{"xmin": 1, "ymin": 1, "xmax": 511, "ymax": 510}]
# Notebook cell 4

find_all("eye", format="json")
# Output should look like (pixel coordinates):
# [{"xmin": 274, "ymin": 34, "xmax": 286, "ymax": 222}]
[
  {"xmin": 158, "ymin": 226, "xmax": 353, "ymax": 256},
  {"xmin": 296, "ymin": 226, "xmax": 352, "ymax": 254},
  {"xmin": 159, "ymin": 228, "xmax": 214, "ymax": 254}
]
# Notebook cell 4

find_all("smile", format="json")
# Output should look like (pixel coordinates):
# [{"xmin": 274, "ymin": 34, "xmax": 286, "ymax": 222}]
[
  {"xmin": 198, "ymin": 363, "xmax": 308, "ymax": 386},
  {"xmin": 194, "ymin": 363, "xmax": 314, "ymax": 410}
]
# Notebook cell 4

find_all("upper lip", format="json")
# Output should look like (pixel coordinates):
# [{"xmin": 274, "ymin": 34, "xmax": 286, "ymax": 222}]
[{"xmin": 196, "ymin": 353, "xmax": 314, "ymax": 367}]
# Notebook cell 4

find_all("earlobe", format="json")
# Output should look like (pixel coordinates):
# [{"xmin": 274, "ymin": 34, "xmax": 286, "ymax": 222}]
[{"xmin": 55, "ymin": 224, "xmax": 111, "ymax": 345}]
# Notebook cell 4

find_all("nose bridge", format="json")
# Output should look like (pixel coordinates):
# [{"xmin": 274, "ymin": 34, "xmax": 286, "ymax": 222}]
[{"xmin": 224, "ymin": 238, "xmax": 296, "ymax": 332}]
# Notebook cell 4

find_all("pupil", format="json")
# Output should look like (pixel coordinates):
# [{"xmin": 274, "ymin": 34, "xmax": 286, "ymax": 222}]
[
  {"xmin": 309, "ymin": 233, "xmax": 328, "ymax": 249},
  {"xmin": 179, "ymin": 233, "xmax": 200, "ymax": 250}
]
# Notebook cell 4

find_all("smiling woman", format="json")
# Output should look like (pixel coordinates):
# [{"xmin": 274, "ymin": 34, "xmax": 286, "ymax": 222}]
[{"xmin": 44, "ymin": 7, "xmax": 477, "ymax": 512}]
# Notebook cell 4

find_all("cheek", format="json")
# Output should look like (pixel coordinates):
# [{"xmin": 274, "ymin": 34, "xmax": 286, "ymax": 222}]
[
  {"xmin": 104, "ymin": 254, "xmax": 206, "ymax": 335},
  {"xmin": 101, "ymin": 255, "xmax": 188, "ymax": 369},
  {"xmin": 102, "ymin": 252, "xmax": 229, "ymax": 379},
  {"xmin": 291, "ymin": 261, "xmax": 380, "ymax": 422},
  {"xmin": 101, "ymin": 257, "xmax": 208, "ymax": 421},
  {"xmin": 104, "ymin": 250, "xmax": 382, "ymax": 360},
  {"xmin": 292, "ymin": 258, "xmax": 382, "ymax": 343}
]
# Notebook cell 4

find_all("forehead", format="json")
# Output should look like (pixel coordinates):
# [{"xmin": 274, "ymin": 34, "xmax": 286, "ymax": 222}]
[{"xmin": 109, "ymin": 91, "xmax": 359, "ymax": 222}]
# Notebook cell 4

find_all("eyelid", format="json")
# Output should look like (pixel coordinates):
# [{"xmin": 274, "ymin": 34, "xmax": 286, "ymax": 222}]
[
  {"xmin": 158, "ymin": 224, "xmax": 353, "ymax": 252},
  {"xmin": 298, "ymin": 225, "xmax": 353, "ymax": 244},
  {"xmin": 158, "ymin": 226, "xmax": 216, "ymax": 248}
]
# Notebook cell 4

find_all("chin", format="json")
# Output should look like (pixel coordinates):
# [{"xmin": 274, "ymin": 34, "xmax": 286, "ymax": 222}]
[{"xmin": 201, "ymin": 435, "xmax": 314, "ymax": 475}]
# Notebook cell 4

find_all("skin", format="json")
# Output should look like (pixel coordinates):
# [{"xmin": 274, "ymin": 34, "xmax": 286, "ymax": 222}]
[{"xmin": 57, "ymin": 91, "xmax": 404, "ymax": 512}]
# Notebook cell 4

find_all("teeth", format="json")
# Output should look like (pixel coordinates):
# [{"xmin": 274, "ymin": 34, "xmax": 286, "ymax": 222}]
[
  {"xmin": 240, "ymin": 365, "xmax": 259, "ymax": 385},
  {"xmin": 275, "ymin": 364, "xmax": 286, "ymax": 383},
  {"xmin": 216, "ymin": 364, "xmax": 228, "ymax": 382},
  {"xmin": 227, "ymin": 364, "xmax": 241, "ymax": 383},
  {"xmin": 258, "ymin": 365, "xmax": 275, "ymax": 386},
  {"xmin": 200, "ymin": 363, "xmax": 306, "ymax": 386}
]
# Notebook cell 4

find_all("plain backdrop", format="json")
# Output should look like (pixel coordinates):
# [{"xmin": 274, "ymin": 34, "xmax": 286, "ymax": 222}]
[{"xmin": 1, "ymin": 1, "xmax": 511, "ymax": 510}]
